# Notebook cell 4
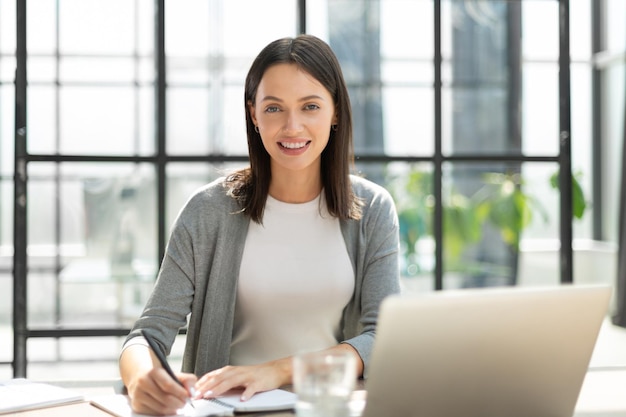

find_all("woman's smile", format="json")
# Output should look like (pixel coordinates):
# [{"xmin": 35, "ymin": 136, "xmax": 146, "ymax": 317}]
[
  {"xmin": 279, "ymin": 140, "xmax": 309, "ymax": 149},
  {"xmin": 278, "ymin": 139, "xmax": 311, "ymax": 153}
]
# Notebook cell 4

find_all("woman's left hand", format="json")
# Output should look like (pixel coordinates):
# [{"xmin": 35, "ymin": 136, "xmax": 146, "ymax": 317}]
[{"xmin": 194, "ymin": 358, "xmax": 291, "ymax": 401}]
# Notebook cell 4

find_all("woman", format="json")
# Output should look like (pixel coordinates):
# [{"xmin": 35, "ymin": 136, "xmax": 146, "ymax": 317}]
[{"xmin": 119, "ymin": 34, "xmax": 400, "ymax": 416}]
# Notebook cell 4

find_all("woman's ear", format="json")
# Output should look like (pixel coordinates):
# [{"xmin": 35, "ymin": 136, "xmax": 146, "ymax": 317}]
[{"xmin": 247, "ymin": 100, "xmax": 257, "ymax": 126}]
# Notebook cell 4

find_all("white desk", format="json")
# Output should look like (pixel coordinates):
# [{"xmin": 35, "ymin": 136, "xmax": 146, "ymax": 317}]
[
  {"xmin": 9, "ymin": 368, "xmax": 626, "ymax": 416},
  {"xmin": 574, "ymin": 368, "xmax": 626, "ymax": 416}
]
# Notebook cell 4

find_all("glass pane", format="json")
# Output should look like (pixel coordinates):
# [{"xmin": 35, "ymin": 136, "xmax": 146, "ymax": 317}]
[
  {"xmin": 570, "ymin": 0, "xmax": 592, "ymax": 61},
  {"xmin": 311, "ymin": 0, "xmax": 433, "ymax": 157},
  {"xmin": 26, "ymin": 336, "xmax": 125, "ymax": 380},
  {"xmin": 522, "ymin": 0, "xmax": 559, "ymax": 61},
  {"xmin": 384, "ymin": 162, "xmax": 435, "ymax": 293},
  {"xmin": 606, "ymin": 0, "xmax": 626, "ymax": 54},
  {"xmin": 27, "ymin": 272, "xmax": 59, "ymax": 327},
  {"xmin": 26, "ymin": 0, "xmax": 155, "ymax": 156},
  {"xmin": 602, "ymin": 0, "xmax": 625, "ymax": 249},
  {"xmin": 522, "ymin": 63, "xmax": 559, "ymax": 156},
  {"xmin": 60, "ymin": 58, "xmax": 137, "ymax": 84},
  {"xmin": 571, "ymin": 63, "xmax": 593, "ymax": 240},
  {"xmin": 29, "ymin": 85, "xmax": 154, "ymax": 156},
  {"xmin": 0, "ymin": 181, "xmax": 12, "ymax": 247},
  {"xmin": 519, "ymin": 1, "xmax": 565, "ymax": 159},
  {"xmin": 166, "ymin": 0, "xmax": 296, "ymax": 82},
  {"xmin": 222, "ymin": 0, "xmax": 297, "ymax": 57},
  {"xmin": 442, "ymin": 162, "xmax": 563, "ymax": 290},
  {"xmin": 381, "ymin": 60, "xmax": 433, "ymax": 86},
  {"xmin": 223, "ymin": 86, "xmax": 249, "ymax": 155},
  {"xmin": 1, "ymin": 179, "xmax": 13, "ymax": 373},
  {"xmin": 380, "ymin": 0, "xmax": 435, "ymax": 161},
  {"xmin": 0, "ymin": 181, "xmax": 11, "ymax": 376},
  {"xmin": 601, "ymin": 62, "xmax": 625, "ymax": 243},
  {"xmin": 165, "ymin": 163, "xmax": 245, "ymax": 232},
  {"xmin": 24, "ymin": 334, "xmax": 186, "ymax": 380},
  {"xmin": 27, "ymin": 57, "xmax": 57, "ymax": 84},
  {"xmin": 27, "ymin": 0, "xmax": 56, "ymax": 55},
  {"xmin": 0, "ymin": 323, "xmax": 10, "ymax": 379},
  {"xmin": 136, "ymin": 0, "xmax": 155, "ymax": 56},
  {"xmin": 138, "ymin": 86, "xmax": 156, "ymax": 154},
  {"xmin": 381, "ymin": 0, "xmax": 434, "ymax": 62},
  {"xmin": 382, "ymin": 87, "xmax": 434, "ymax": 156},
  {"xmin": 58, "ymin": 87, "xmax": 138, "ymax": 155},
  {"xmin": 59, "ymin": 0, "xmax": 137, "ymax": 55},
  {"xmin": 27, "ymin": 86, "xmax": 57, "ymax": 154},
  {"xmin": 0, "ymin": 0, "xmax": 16, "ymax": 55},
  {"xmin": 0, "ymin": 0, "xmax": 13, "ymax": 375},
  {"xmin": 167, "ymin": 88, "xmax": 211, "ymax": 154},
  {"xmin": 0, "ymin": 85, "xmax": 14, "ymax": 174},
  {"xmin": 442, "ymin": 0, "xmax": 519, "ymax": 156},
  {"xmin": 0, "ymin": 57, "xmax": 16, "ymax": 83},
  {"xmin": 27, "ymin": 162, "xmax": 157, "ymax": 328},
  {"xmin": 165, "ymin": 0, "xmax": 213, "ymax": 58},
  {"xmin": 328, "ymin": 1, "xmax": 385, "ymax": 157},
  {"xmin": 167, "ymin": 84, "xmax": 249, "ymax": 155}
]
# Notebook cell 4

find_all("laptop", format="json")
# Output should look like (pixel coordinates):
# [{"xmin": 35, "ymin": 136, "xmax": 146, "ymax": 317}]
[{"xmin": 362, "ymin": 284, "xmax": 611, "ymax": 417}]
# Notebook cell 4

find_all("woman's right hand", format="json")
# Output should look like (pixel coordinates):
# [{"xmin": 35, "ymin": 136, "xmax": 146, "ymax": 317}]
[
  {"xmin": 120, "ymin": 344, "xmax": 197, "ymax": 416},
  {"xmin": 126, "ymin": 368, "xmax": 197, "ymax": 416}
]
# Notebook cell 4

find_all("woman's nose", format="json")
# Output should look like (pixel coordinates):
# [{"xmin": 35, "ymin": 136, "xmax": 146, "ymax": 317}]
[{"xmin": 282, "ymin": 112, "xmax": 303, "ymax": 133}]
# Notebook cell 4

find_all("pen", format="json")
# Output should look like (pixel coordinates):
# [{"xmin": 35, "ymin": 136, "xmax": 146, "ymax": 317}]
[{"xmin": 141, "ymin": 329, "xmax": 196, "ymax": 410}]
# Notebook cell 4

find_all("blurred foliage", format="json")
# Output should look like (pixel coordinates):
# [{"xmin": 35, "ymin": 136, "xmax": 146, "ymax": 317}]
[
  {"xmin": 390, "ymin": 168, "xmax": 587, "ymax": 275},
  {"xmin": 549, "ymin": 170, "xmax": 587, "ymax": 220}
]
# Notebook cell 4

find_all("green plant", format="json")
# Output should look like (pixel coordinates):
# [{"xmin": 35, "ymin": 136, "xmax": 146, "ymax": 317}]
[
  {"xmin": 473, "ymin": 172, "xmax": 546, "ymax": 251},
  {"xmin": 390, "ymin": 168, "xmax": 587, "ymax": 277},
  {"xmin": 549, "ymin": 170, "xmax": 587, "ymax": 220}
]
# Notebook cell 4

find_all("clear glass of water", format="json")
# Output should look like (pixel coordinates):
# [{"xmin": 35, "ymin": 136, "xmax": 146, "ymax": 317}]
[{"xmin": 292, "ymin": 350, "xmax": 357, "ymax": 417}]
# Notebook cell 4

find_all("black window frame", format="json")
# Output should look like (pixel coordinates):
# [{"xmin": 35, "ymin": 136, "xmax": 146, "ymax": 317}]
[{"xmin": 11, "ymin": 0, "xmax": 576, "ymax": 377}]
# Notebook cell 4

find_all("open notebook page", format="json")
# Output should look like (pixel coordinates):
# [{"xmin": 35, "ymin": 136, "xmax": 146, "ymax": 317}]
[
  {"xmin": 209, "ymin": 388, "xmax": 296, "ymax": 412},
  {"xmin": 90, "ymin": 395, "xmax": 233, "ymax": 417},
  {"xmin": 0, "ymin": 379, "xmax": 84, "ymax": 414}
]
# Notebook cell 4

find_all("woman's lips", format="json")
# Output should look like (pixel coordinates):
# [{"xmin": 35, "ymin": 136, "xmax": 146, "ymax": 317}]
[{"xmin": 278, "ymin": 140, "xmax": 311, "ymax": 154}]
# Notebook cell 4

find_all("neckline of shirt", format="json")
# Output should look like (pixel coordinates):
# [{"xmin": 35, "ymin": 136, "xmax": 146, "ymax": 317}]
[{"xmin": 266, "ymin": 192, "xmax": 323, "ymax": 212}]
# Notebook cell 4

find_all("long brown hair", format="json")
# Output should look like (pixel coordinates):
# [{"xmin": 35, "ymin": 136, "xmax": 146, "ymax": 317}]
[{"xmin": 226, "ymin": 34, "xmax": 361, "ymax": 223}]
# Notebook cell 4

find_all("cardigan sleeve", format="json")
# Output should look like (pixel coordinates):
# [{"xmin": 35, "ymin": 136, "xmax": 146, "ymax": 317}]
[
  {"xmin": 340, "ymin": 177, "xmax": 401, "ymax": 377},
  {"xmin": 123, "ymin": 206, "xmax": 197, "ymax": 357}
]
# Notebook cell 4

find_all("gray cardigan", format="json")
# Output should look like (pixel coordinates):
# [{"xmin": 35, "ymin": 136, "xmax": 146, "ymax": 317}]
[{"xmin": 125, "ymin": 175, "xmax": 400, "ymax": 378}]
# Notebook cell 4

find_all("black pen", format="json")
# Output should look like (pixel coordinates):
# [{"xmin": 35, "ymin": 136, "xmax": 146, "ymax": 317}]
[{"xmin": 141, "ymin": 329, "xmax": 196, "ymax": 410}]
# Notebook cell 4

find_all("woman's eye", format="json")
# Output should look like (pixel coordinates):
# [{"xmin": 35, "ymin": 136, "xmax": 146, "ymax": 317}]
[
  {"xmin": 304, "ymin": 103, "xmax": 320, "ymax": 111},
  {"xmin": 265, "ymin": 106, "xmax": 280, "ymax": 113}
]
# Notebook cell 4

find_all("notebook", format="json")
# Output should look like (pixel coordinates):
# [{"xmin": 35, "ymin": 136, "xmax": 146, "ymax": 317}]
[
  {"xmin": 208, "ymin": 388, "xmax": 297, "ymax": 412},
  {"xmin": 90, "ymin": 394, "xmax": 231, "ymax": 417},
  {"xmin": 361, "ymin": 284, "xmax": 612, "ymax": 417},
  {"xmin": 0, "ymin": 378, "xmax": 84, "ymax": 414},
  {"xmin": 90, "ymin": 388, "xmax": 296, "ymax": 417}
]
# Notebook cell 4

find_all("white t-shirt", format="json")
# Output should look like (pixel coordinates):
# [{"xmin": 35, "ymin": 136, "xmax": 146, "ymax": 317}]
[{"xmin": 229, "ymin": 193, "xmax": 355, "ymax": 365}]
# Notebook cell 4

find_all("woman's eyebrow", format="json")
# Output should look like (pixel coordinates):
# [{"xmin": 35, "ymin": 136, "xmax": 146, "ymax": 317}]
[
  {"xmin": 259, "ymin": 95, "xmax": 282, "ymax": 102},
  {"xmin": 259, "ymin": 94, "xmax": 326, "ymax": 103},
  {"xmin": 299, "ymin": 94, "xmax": 326, "ymax": 102}
]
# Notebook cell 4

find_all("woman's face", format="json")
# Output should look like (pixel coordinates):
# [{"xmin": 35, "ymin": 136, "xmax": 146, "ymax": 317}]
[{"xmin": 249, "ymin": 63, "xmax": 337, "ymax": 178}]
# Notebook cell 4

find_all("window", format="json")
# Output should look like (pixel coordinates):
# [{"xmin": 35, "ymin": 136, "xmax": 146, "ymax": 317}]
[{"xmin": 3, "ymin": 0, "xmax": 608, "ymax": 378}]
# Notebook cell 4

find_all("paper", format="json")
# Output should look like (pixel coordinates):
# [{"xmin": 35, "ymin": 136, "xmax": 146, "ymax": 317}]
[
  {"xmin": 90, "ymin": 395, "xmax": 233, "ymax": 417},
  {"xmin": 210, "ymin": 388, "xmax": 297, "ymax": 412},
  {"xmin": 90, "ymin": 389, "xmax": 296, "ymax": 416},
  {"xmin": 0, "ymin": 378, "xmax": 84, "ymax": 414}
]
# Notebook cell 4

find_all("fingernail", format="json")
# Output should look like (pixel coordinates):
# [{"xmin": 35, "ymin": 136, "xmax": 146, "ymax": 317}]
[
  {"xmin": 240, "ymin": 395, "xmax": 247, "ymax": 402},
  {"xmin": 203, "ymin": 390, "xmax": 213, "ymax": 398}
]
